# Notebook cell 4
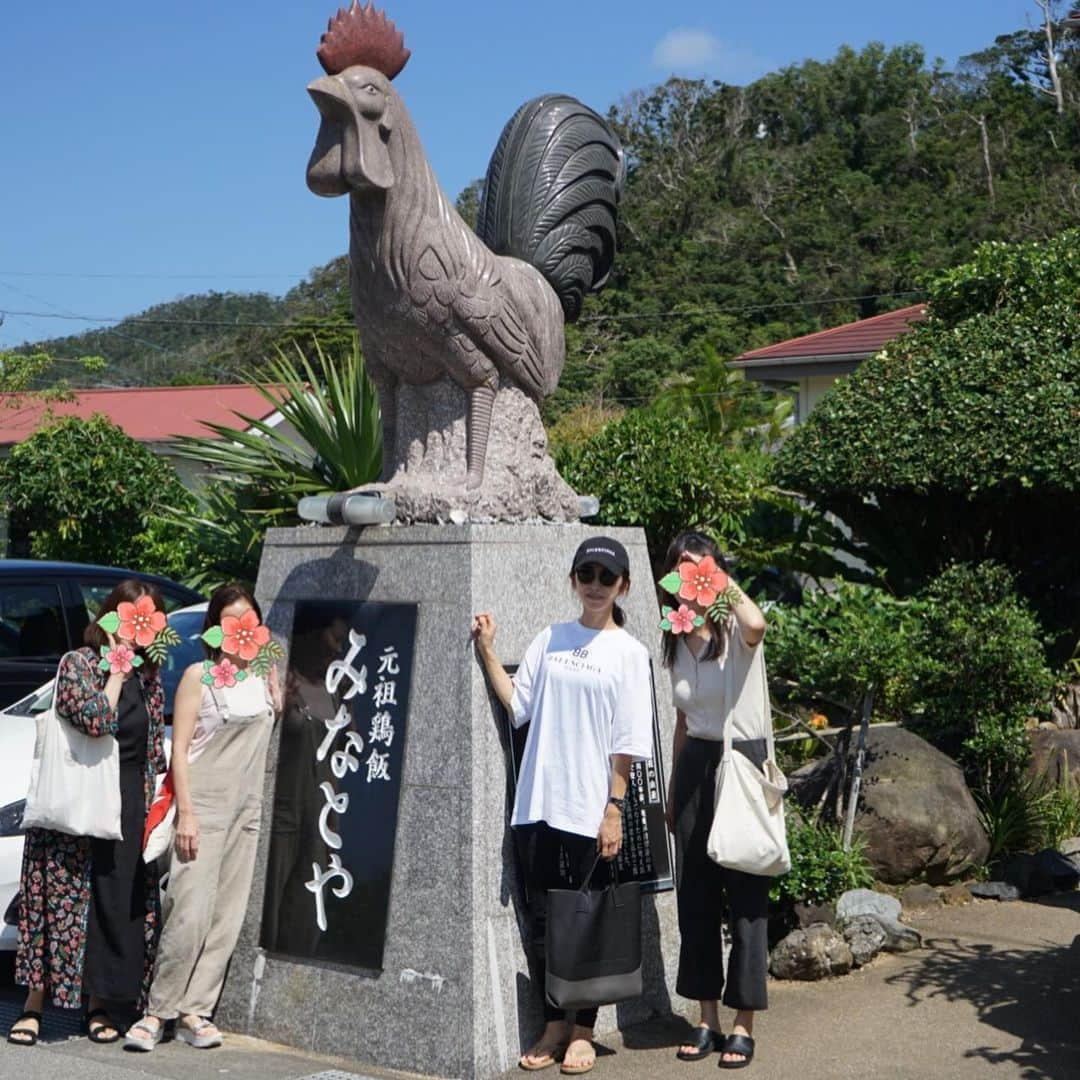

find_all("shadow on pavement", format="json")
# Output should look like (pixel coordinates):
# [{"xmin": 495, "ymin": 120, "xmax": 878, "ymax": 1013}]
[{"xmin": 885, "ymin": 893, "xmax": 1080, "ymax": 1080}]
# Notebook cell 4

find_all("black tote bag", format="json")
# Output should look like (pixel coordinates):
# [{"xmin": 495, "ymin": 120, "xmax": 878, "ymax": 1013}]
[{"xmin": 545, "ymin": 855, "xmax": 643, "ymax": 1010}]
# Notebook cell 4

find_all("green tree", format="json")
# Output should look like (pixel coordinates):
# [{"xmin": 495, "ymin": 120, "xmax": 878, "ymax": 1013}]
[
  {"xmin": 0, "ymin": 414, "xmax": 193, "ymax": 574},
  {"xmin": 772, "ymin": 229, "xmax": 1080, "ymax": 652}
]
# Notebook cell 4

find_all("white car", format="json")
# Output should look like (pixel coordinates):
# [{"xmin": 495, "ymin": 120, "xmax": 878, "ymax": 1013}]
[{"xmin": 0, "ymin": 603, "xmax": 207, "ymax": 950}]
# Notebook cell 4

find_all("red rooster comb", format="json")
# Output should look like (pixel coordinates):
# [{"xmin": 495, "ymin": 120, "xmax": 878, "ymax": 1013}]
[{"xmin": 317, "ymin": 2, "xmax": 411, "ymax": 79}]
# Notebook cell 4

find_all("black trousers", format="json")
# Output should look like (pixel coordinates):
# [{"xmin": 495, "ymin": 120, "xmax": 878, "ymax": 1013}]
[
  {"xmin": 513, "ymin": 822, "xmax": 612, "ymax": 1028},
  {"xmin": 672, "ymin": 737, "xmax": 771, "ymax": 1010}
]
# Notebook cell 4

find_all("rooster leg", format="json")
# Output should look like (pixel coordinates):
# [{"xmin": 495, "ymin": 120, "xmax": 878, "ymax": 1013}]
[{"xmin": 466, "ymin": 384, "xmax": 496, "ymax": 491}]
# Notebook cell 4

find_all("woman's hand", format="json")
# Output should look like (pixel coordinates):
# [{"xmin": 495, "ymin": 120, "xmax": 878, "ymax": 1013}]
[
  {"xmin": 175, "ymin": 812, "xmax": 199, "ymax": 863},
  {"xmin": 472, "ymin": 613, "xmax": 497, "ymax": 655},
  {"xmin": 267, "ymin": 664, "xmax": 284, "ymax": 715},
  {"xmin": 597, "ymin": 804, "xmax": 623, "ymax": 861}
]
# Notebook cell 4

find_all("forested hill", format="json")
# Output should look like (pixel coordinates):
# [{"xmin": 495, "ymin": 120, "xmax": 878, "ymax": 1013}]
[{"xmin": 20, "ymin": 21, "xmax": 1080, "ymax": 419}]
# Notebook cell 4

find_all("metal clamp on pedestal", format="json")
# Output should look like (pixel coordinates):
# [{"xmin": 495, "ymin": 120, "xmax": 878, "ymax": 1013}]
[{"xmin": 298, "ymin": 493, "xmax": 397, "ymax": 527}]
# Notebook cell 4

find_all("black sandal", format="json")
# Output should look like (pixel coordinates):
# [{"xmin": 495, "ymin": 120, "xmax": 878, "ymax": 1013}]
[
  {"xmin": 676, "ymin": 1026, "xmax": 723, "ymax": 1061},
  {"xmin": 717, "ymin": 1033, "xmax": 754, "ymax": 1069},
  {"xmin": 7, "ymin": 1010, "xmax": 43, "ymax": 1046},
  {"xmin": 86, "ymin": 1007, "xmax": 121, "ymax": 1044}
]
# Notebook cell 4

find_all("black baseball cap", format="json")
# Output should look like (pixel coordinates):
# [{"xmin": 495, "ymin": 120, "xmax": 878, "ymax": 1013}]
[{"xmin": 571, "ymin": 536, "xmax": 630, "ymax": 576}]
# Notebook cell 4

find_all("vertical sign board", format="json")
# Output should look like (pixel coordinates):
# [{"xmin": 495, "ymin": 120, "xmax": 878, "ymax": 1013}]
[
  {"xmin": 502, "ymin": 661, "xmax": 674, "ymax": 893},
  {"xmin": 261, "ymin": 601, "xmax": 418, "ymax": 971}
]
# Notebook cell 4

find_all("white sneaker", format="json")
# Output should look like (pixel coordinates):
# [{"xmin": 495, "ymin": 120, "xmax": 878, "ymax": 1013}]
[
  {"xmin": 177, "ymin": 1017, "xmax": 223, "ymax": 1049},
  {"xmin": 124, "ymin": 1016, "xmax": 163, "ymax": 1052}
]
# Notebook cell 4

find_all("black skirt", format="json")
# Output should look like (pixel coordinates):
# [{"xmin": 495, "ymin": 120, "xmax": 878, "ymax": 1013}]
[{"xmin": 83, "ymin": 677, "xmax": 149, "ymax": 1002}]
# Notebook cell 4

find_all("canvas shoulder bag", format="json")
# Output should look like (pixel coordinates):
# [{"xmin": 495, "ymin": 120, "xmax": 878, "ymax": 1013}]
[
  {"xmin": 22, "ymin": 652, "xmax": 123, "ymax": 841},
  {"xmin": 705, "ymin": 651, "xmax": 791, "ymax": 877},
  {"xmin": 545, "ymin": 853, "xmax": 643, "ymax": 1010}
]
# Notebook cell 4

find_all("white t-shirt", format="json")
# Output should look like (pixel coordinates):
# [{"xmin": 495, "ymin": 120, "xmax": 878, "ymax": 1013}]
[
  {"xmin": 510, "ymin": 621, "xmax": 654, "ymax": 839},
  {"xmin": 670, "ymin": 617, "xmax": 769, "ymax": 742}
]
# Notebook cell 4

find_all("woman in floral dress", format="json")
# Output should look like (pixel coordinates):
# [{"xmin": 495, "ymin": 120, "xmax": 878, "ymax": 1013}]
[{"xmin": 8, "ymin": 580, "xmax": 167, "ymax": 1047}]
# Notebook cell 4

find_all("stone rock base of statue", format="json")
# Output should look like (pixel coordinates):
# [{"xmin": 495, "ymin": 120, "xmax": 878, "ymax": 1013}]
[
  {"xmin": 216, "ymin": 523, "xmax": 680, "ymax": 1080},
  {"xmin": 364, "ymin": 379, "xmax": 580, "ymax": 523}
]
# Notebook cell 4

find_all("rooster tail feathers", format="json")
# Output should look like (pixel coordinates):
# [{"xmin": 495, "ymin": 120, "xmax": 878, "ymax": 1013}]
[{"xmin": 477, "ymin": 95, "xmax": 624, "ymax": 323}]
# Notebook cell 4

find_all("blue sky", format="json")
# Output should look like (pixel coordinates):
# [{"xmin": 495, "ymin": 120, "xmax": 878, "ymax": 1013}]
[{"xmin": 0, "ymin": 0, "xmax": 1037, "ymax": 351}]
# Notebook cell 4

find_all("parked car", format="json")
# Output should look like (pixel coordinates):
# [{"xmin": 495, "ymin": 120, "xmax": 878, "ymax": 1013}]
[
  {"xmin": 0, "ymin": 603, "xmax": 207, "ymax": 951},
  {"xmin": 0, "ymin": 560, "xmax": 203, "ymax": 710}
]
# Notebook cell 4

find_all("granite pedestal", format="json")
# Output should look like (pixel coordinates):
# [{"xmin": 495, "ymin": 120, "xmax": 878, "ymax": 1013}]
[{"xmin": 216, "ymin": 524, "xmax": 680, "ymax": 1079}]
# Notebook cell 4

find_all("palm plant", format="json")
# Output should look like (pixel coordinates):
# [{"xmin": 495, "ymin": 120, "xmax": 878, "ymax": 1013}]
[
  {"xmin": 173, "ymin": 335, "xmax": 382, "ymax": 520},
  {"xmin": 167, "ymin": 334, "xmax": 382, "ymax": 588}
]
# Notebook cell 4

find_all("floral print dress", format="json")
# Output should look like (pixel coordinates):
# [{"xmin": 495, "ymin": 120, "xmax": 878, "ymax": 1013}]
[{"xmin": 16, "ymin": 647, "xmax": 166, "ymax": 1009}]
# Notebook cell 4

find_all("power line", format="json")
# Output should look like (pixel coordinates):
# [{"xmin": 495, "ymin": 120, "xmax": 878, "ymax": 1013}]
[
  {"xmin": 0, "ymin": 290, "xmax": 924, "ymax": 331},
  {"xmin": 0, "ymin": 271, "xmax": 307, "ymax": 280}
]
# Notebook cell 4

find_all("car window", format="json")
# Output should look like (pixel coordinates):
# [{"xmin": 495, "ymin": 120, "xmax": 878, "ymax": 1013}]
[
  {"xmin": 4, "ymin": 683, "xmax": 54, "ymax": 717},
  {"xmin": 0, "ymin": 584, "xmax": 66, "ymax": 660},
  {"xmin": 79, "ymin": 581, "xmax": 194, "ymax": 619},
  {"xmin": 159, "ymin": 609, "xmax": 207, "ymax": 714}
]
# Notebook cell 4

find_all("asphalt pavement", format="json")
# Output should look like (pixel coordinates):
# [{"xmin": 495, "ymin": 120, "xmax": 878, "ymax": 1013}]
[{"xmin": 1, "ymin": 891, "xmax": 1077, "ymax": 1080}]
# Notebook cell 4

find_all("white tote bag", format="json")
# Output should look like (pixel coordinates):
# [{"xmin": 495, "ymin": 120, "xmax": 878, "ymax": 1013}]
[
  {"xmin": 22, "ymin": 654, "xmax": 123, "ymax": 841},
  {"xmin": 706, "ymin": 660, "xmax": 790, "ymax": 877}
]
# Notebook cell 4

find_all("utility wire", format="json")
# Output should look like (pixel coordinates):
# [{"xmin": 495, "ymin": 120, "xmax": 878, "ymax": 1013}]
[{"xmin": 0, "ymin": 290, "xmax": 924, "ymax": 330}]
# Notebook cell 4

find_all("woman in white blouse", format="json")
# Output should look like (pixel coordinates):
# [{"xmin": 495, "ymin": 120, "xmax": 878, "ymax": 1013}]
[
  {"xmin": 473, "ymin": 536, "xmax": 653, "ymax": 1076},
  {"xmin": 661, "ymin": 531, "xmax": 770, "ymax": 1071}
]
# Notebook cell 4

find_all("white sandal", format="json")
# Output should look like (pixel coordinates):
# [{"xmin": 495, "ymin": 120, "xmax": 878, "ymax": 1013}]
[
  {"xmin": 177, "ymin": 1016, "xmax": 223, "ymax": 1049},
  {"xmin": 124, "ymin": 1016, "xmax": 164, "ymax": 1052}
]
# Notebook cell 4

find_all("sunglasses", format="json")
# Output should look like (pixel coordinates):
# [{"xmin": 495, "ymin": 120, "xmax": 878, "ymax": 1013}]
[{"xmin": 574, "ymin": 564, "xmax": 620, "ymax": 587}]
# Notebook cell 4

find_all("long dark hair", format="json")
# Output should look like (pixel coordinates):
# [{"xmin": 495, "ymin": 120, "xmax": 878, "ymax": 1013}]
[
  {"xmin": 203, "ymin": 582, "xmax": 262, "ymax": 661},
  {"xmin": 659, "ymin": 531, "xmax": 730, "ymax": 668},
  {"xmin": 83, "ymin": 578, "xmax": 165, "ymax": 678},
  {"xmin": 567, "ymin": 570, "xmax": 631, "ymax": 627}
]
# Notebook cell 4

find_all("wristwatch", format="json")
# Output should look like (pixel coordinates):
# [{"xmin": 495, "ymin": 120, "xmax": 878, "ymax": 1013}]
[{"xmin": 607, "ymin": 796, "xmax": 626, "ymax": 814}]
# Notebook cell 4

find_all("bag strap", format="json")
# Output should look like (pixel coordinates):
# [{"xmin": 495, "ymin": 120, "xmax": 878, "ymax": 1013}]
[{"xmin": 578, "ymin": 851, "xmax": 621, "ymax": 894}]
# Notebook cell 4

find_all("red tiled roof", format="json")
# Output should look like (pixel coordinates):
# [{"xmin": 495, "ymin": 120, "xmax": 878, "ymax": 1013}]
[
  {"xmin": 733, "ymin": 304, "xmax": 927, "ymax": 364},
  {"xmin": 0, "ymin": 385, "xmax": 281, "ymax": 446}
]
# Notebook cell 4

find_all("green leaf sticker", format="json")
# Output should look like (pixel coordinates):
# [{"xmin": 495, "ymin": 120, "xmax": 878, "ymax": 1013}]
[
  {"xmin": 132, "ymin": 654, "xmax": 144, "ymax": 668},
  {"xmin": 201, "ymin": 625, "xmax": 225, "ymax": 649},
  {"xmin": 660, "ymin": 618, "xmax": 672, "ymax": 631},
  {"xmin": 99, "ymin": 659, "xmax": 111, "ymax": 672},
  {"xmin": 658, "ymin": 571, "xmax": 682, "ymax": 594},
  {"xmin": 693, "ymin": 614, "xmax": 706, "ymax": 627},
  {"xmin": 235, "ymin": 668, "xmax": 248, "ymax": 682},
  {"xmin": 97, "ymin": 611, "xmax": 121, "ymax": 634}
]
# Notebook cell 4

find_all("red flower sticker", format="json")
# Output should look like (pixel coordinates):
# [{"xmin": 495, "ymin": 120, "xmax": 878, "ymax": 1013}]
[
  {"xmin": 677, "ymin": 556, "xmax": 729, "ymax": 607},
  {"xmin": 117, "ymin": 595, "xmax": 167, "ymax": 647},
  {"xmin": 221, "ymin": 609, "xmax": 271, "ymax": 662}
]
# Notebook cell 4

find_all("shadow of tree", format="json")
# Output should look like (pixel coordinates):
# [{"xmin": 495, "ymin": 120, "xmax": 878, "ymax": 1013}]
[{"xmin": 885, "ymin": 894, "xmax": 1080, "ymax": 1080}]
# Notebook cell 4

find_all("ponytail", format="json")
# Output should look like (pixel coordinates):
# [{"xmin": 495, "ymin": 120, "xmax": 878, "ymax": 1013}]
[{"xmin": 612, "ymin": 603, "xmax": 626, "ymax": 627}]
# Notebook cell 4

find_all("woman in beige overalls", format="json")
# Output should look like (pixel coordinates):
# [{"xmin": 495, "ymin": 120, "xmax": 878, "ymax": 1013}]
[{"xmin": 125, "ymin": 583, "xmax": 281, "ymax": 1051}]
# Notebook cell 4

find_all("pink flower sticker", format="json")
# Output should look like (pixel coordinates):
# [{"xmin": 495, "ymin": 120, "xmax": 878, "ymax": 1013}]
[
  {"xmin": 117, "ymin": 595, "xmax": 167, "ymax": 647},
  {"xmin": 677, "ymin": 556, "xmax": 729, "ymax": 608},
  {"xmin": 105, "ymin": 643, "xmax": 136, "ymax": 674},
  {"xmin": 209, "ymin": 658, "xmax": 240, "ymax": 689},
  {"xmin": 668, "ymin": 605, "xmax": 698, "ymax": 635},
  {"xmin": 221, "ymin": 609, "xmax": 271, "ymax": 662}
]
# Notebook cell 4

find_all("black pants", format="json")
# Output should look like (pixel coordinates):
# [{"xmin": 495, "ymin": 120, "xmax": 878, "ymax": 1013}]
[
  {"xmin": 514, "ymin": 822, "xmax": 612, "ymax": 1028},
  {"xmin": 672, "ymin": 737, "xmax": 771, "ymax": 1010}
]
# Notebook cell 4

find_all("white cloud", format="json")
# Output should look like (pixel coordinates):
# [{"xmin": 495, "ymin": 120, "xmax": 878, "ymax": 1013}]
[
  {"xmin": 651, "ymin": 28, "xmax": 770, "ymax": 83},
  {"xmin": 652, "ymin": 28, "xmax": 721, "ymax": 71}
]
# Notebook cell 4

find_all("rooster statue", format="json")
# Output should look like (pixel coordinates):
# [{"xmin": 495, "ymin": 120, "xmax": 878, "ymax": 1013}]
[{"xmin": 305, "ymin": 2, "xmax": 623, "ymax": 522}]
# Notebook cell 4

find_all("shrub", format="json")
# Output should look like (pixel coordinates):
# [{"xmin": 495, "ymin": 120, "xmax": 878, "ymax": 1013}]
[
  {"xmin": 771, "ymin": 816, "xmax": 874, "ymax": 907},
  {"xmin": 557, "ymin": 411, "xmax": 763, "ymax": 564},
  {"xmin": 905, "ymin": 562, "xmax": 1054, "ymax": 789},
  {"xmin": 767, "ymin": 582, "xmax": 918, "ymax": 720},
  {"xmin": 0, "ymin": 414, "xmax": 192, "ymax": 576}
]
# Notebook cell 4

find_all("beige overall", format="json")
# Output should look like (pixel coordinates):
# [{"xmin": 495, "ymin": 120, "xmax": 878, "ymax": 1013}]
[{"xmin": 148, "ymin": 677, "xmax": 273, "ymax": 1019}]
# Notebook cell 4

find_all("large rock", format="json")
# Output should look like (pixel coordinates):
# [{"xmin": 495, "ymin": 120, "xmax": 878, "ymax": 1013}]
[
  {"xmin": 770, "ymin": 924, "xmax": 853, "ymax": 980},
  {"xmin": 969, "ymin": 881, "xmax": 1021, "ymax": 901},
  {"xmin": 1026, "ymin": 728, "xmax": 1080, "ymax": 789},
  {"xmin": 844, "ymin": 728, "xmax": 988, "ymax": 883},
  {"xmin": 900, "ymin": 883, "xmax": 943, "ymax": 911},
  {"xmin": 839, "ymin": 915, "xmax": 886, "ymax": 967}
]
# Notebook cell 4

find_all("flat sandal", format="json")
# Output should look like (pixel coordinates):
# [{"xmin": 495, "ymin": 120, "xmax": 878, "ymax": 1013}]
[{"xmin": 7, "ymin": 1009, "xmax": 42, "ymax": 1047}]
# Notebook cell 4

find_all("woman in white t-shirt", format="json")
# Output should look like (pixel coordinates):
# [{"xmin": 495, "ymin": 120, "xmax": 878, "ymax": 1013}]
[
  {"xmin": 473, "ymin": 536, "xmax": 653, "ymax": 1076},
  {"xmin": 661, "ymin": 531, "xmax": 770, "ymax": 1071}
]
